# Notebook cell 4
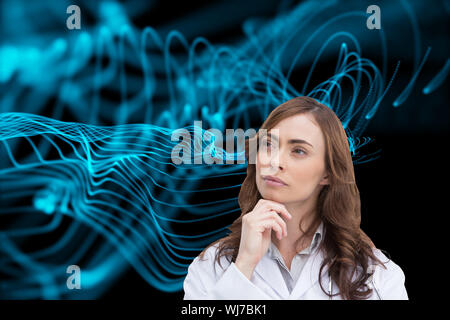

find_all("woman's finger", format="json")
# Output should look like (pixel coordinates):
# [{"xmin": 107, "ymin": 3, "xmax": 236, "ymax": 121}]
[
  {"xmin": 260, "ymin": 219, "xmax": 283, "ymax": 240},
  {"xmin": 260, "ymin": 210, "xmax": 288, "ymax": 237},
  {"xmin": 262, "ymin": 200, "xmax": 292, "ymax": 220}
]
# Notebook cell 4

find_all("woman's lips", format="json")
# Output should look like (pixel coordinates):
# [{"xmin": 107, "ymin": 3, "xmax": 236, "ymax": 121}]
[{"xmin": 263, "ymin": 176, "xmax": 287, "ymax": 187}]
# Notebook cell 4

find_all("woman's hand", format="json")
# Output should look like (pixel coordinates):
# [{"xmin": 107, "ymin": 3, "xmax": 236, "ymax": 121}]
[{"xmin": 235, "ymin": 199, "xmax": 292, "ymax": 280}]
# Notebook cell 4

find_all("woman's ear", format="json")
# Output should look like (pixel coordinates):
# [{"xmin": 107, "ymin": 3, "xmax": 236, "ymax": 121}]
[{"xmin": 319, "ymin": 174, "xmax": 329, "ymax": 185}]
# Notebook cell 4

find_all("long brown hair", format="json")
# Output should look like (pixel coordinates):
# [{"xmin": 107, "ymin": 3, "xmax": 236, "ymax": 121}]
[{"xmin": 199, "ymin": 96, "xmax": 387, "ymax": 300}]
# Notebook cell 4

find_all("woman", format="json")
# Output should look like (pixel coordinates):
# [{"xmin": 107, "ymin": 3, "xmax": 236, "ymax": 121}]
[{"xmin": 183, "ymin": 96, "xmax": 408, "ymax": 300}]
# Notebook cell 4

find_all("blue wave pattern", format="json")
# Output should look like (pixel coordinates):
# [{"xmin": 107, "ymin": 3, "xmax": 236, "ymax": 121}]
[{"xmin": 0, "ymin": 0, "xmax": 447, "ymax": 298}]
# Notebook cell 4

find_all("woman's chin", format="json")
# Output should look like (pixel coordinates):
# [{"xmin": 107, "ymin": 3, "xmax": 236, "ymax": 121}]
[{"xmin": 261, "ymin": 191, "xmax": 285, "ymax": 202}]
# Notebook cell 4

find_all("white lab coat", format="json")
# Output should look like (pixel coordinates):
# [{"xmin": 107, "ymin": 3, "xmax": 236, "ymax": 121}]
[{"xmin": 183, "ymin": 242, "xmax": 408, "ymax": 300}]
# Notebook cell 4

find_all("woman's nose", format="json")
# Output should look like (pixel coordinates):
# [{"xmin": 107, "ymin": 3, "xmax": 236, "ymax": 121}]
[{"xmin": 270, "ymin": 148, "xmax": 285, "ymax": 171}]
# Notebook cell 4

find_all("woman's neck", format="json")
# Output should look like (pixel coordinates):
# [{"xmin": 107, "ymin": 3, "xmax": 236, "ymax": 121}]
[{"xmin": 271, "ymin": 199, "xmax": 319, "ymax": 254}]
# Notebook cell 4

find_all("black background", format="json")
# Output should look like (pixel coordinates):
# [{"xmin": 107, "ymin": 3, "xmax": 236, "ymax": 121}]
[
  {"xmin": 1, "ymin": 0, "xmax": 448, "ymax": 305},
  {"xmin": 99, "ymin": 0, "xmax": 448, "ymax": 302}
]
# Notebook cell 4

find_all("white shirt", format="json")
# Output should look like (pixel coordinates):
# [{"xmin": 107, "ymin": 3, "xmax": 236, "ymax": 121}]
[
  {"xmin": 268, "ymin": 221, "xmax": 323, "ymax": 294},
  {"xmin": 183, "ymin": 225, "xmax": 408, "ymax": 300}
]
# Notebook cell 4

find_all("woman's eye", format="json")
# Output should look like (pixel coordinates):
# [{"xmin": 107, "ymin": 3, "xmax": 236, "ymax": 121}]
[{"xmin": 293, "ymin": 148, "xmax": 305, "ymax": 155}]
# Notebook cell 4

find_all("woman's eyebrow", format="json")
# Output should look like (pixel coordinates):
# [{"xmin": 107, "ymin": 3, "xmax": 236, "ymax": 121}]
[
  {"xmin": 288, "ymin": 138, "xmax": 314, "ymax": 148},
  {"xmin": 266, "ymin": 133, "xmax": 314, "ymax": 148}
]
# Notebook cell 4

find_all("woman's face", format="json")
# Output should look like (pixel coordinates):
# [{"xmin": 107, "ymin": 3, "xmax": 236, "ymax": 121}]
[{"xmin": 255, "ymin": 113, "xmax": 329, "ymax": 204}]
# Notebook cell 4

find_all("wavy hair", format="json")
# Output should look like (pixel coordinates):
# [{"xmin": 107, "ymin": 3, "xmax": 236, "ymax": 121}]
[{"xmin": 199, "ymin": 96, "xmax": 387, "ymax": 300}]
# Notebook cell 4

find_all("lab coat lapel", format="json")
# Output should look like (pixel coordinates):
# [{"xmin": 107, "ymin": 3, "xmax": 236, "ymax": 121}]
[
  {"xmin": 289, "ymin": 247, "xmax": 329, "ymax": 299},
  {"xmin": 254, "ymin": 254, "xmax": 290, "ymax": 299}
]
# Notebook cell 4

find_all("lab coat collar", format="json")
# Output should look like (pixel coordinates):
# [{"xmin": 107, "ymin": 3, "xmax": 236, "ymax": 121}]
[
  {"xmin": 267, "ymin": 221, "xmax": 324, "ymax": 259},
  {"xmin": 288, "ymin": 244, "xmax": 329, "ymax": 299},
  {"xmin": 254, "ymin": 221, "xmax": 329, "ymax": 299}
]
